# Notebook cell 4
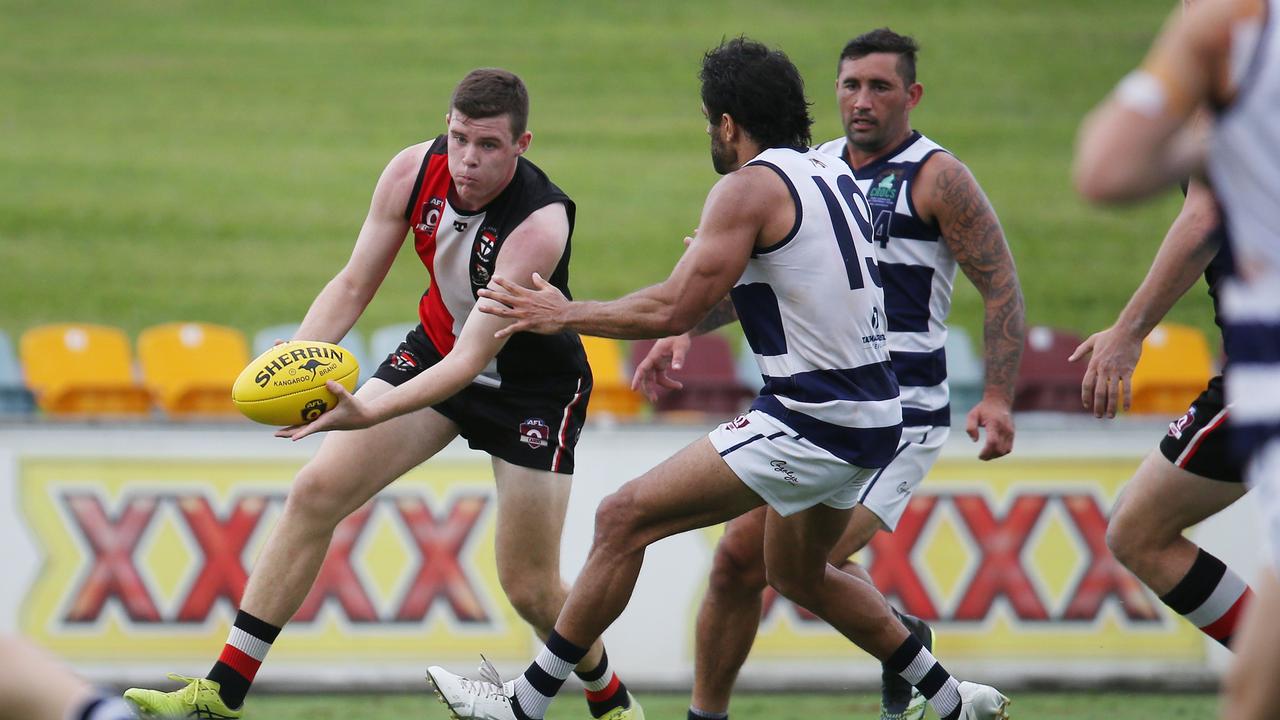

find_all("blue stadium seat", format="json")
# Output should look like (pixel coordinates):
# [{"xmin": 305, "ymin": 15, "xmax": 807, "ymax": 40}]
[
  {"xmin": 945, "ymin": 327, "xmax": 984, "ymax": 422},
  {"xmin": 252, "ymin": 323, "xmax": 301, "ymax": 357},
  {"xmin": 734, "ymin": 332, "xmax": 764, "ymax": 394},
  {"xmin": 0, "ymin": 330, "xmax": 35, "ymax": 414},
  {"xmin": 369, "ymin": 323, "xmax": 419, "ymax": 373}
]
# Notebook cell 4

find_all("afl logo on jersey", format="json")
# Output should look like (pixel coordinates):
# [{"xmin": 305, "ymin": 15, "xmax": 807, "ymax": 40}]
[
  {"xmin": 519, "ymin": 418, "xmax": 550, "ymax": 449},
  {"xmin": 417, "ymin": 197, "xmax": 444, "ymax": 234}
]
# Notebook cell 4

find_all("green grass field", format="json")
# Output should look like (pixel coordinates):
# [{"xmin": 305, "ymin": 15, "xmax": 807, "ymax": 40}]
[
  {"xmin": 244, "ymin": 690, "xmax": 1218, "ymax": 719},
  {"xmin": 2, "ymin": 0, "xmax": 1209, "ymax": 350}
]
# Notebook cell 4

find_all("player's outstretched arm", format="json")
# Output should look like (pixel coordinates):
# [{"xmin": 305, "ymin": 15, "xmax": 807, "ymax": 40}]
[
  {"xmin": 479, "ymin": 168, "xmax": 771, "ymax": 340},
  {"xmin": 919, "ymin": 153, "xmax": 1025, "ymax": 460},
  {"xmin": 1073, "ymin": 0, "xmax": 1248, "ymax": 202},
  {"xmin": 1069, "ymin": 181, "xmax": 1220, "ymax": 417},
  {"xmin": 293, "ymin": 144, "xmax": 423, "ymax": 344},
  {"xmin": 278, "ymin": 203, "xmax": 570, "ymax": 440}
]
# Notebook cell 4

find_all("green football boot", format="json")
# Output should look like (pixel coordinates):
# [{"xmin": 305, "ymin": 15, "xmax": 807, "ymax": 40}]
[
  {"xmin": 124, "ymin": 674, "xmax": 242, "ymax": 719},
  {"xmin": 597, "ymin": 692, "xmax": 646, "ymax": 720}
]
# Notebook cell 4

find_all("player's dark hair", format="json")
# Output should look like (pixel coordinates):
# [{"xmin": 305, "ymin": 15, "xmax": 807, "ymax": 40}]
[
  {"xmin": 451, "ymin": 68, "xmax": 529, "ymax": 139},
  {"xmin": 700, "ymin": 37, "xmax": 813, "ymax": 149},
  {"xmin": 840, "ymin": 28, "xmax": 920, "ymax": 86}
]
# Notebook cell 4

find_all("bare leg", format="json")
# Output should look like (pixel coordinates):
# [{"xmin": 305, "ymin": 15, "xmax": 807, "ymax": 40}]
[
  {"xmin": 690, "ymin": 508, "xmax": 768, "ymax": 714},
  {"xmin": 1107, "ymin": 450, "xmax": 1245, "ymax": 594},
  {"xmin": 0, "ymin": 636, "xmax": 96, "ymax": 720},
  {"xmin": 553, "ymin": 438, "xmax": 766, "ymax": 648},
  {"xmin": 1220, "ymin": 568, "xmax": 1280, "ymax": 719},
  {"xmin": 490, "ymin": 459, "xmax": 605, "ymax": 672},
  {"xmin": 762, "ymin": 504, "xmax": 909, "ymax": 661},
  {"xmin": 689, "ymin": 504, "xmax": 882, "ymax": 713},
  {"xmin": 240, "ymin": 379, "xmax": 459, "ymax": 625}
]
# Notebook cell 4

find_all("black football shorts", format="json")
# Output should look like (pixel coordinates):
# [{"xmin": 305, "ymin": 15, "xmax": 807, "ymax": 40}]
[
  {"xmin": 372, "ymin": 325, "xmax": 591, "ymax": 475},
  {"xmin": 1159, "ymin": 375, "xmax": 1242, "ymax": 483}
]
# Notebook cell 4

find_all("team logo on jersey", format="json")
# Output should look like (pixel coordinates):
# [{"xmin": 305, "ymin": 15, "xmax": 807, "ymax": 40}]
[
  {"xmin": 519, "ymin": 418, "xmax": 550, "ymax": 449},
  {"xmin": 416, "ymin": 197, "xmax": 444, "ymax": 234},
  {"xmin": 1168, "ymin": 406, "xmax": 1196, "ymax": 439},
  {"xmin": 453, "ymin": 220, "xmax": 469, "ymax": 233},
  {"xmin": 808, "ymin": 156, "xmax": 828, "ymax": 169},
  {"xmin": 475, "ymin": 229, "xmax": 498, "ymax": 261},
  {"xmin": 770, "ymin": 460, "xmax": 799, "ymax": 485},
  {"xmin": 471, "ymin": 263, "xmax": 491, "ymax": 287},
  {"xmin": 868, "ymin": 169, "xmax": 903, "ymax": 204},
  {"xmin": 389, "ymin": 350, "xmax": 419, "ymax": 372},
  {"xmin": 862, "ymin": 308, "xmax": 887, "ymax": 350},
  {"xmin": 726, "ymin": 415, "xmax": 751, "ymax": 430}
]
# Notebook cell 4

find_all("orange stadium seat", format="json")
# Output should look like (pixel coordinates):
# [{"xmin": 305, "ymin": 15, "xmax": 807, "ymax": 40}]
[
  {"xmin": 138, "ymin": 322, "xmax": 249, "ymax": 416},
  {"xmin": 580, "ymin": 336, "xmax": 644, "ymax": 419},
  {"xmin": 18, "ymin": 323, "xmax": 153, "ymax": 415},
  {"xmin": 631, "ymin": 334, "xmax": 754, "ymax": 418},
  {"xmin": 1128, "ymin": 323, "xmax": 1215, "ymax": 415},
  {"xmin": 1013, "ymin": 326, "xmax": 1088, "ymax": 414}
]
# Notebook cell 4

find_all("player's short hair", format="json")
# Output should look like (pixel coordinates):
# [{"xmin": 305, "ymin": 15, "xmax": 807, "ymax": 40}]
[
  {"xmin": 450, "ymin": 68, "xmax": 529, "ymax": 139},
  {"xmin": 700, "ymin": 37, "xmax": 813, "ymax": 149},
  {"xmin": 840, "ymin": 28, "xmax": 920, "ymax": 86}
]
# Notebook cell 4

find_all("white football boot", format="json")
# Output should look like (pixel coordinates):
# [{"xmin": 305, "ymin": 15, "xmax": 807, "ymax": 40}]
[
  {"xmin": 957, "ymin": 681, "xmax": 1011, "ymax": 719},
  {"xmin": 427, "ymin": 658, "xmax": 519, "ymax": 720}
]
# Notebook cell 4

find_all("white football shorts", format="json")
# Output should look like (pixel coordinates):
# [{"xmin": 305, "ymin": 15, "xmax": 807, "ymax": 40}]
[
  {"xmin": 856, "ymin": 425, "xmax": 949, "ymax": 531},
  {"xmin": 709, "ymin": 410, "xmax": 878, "ymax": 517}
]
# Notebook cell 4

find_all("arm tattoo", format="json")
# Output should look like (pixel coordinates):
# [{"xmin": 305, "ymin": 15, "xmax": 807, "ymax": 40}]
[
  {"xmin": 692, "ymin": 296, "xmax": 738, "ymax": 335},
  {"xmin": 935, "ymin": 164, "xmax": 1026, "ymax": 404}
]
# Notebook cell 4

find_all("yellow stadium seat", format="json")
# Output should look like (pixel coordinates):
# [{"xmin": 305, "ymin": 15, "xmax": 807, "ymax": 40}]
[
  {"xmin": 580, "ymin": 336, "xmax": 644, "ymax": 419},
  {"xmin": 138, "ymin": 322, "xmax": 249, "ymax": 416},
  {"xmin": 1129, "ymin": 323, "xmax": 1215, "ymax": 415},
  {"xmin": 19, "ymin": 323, "xmax": 153, "ymax": 415}
]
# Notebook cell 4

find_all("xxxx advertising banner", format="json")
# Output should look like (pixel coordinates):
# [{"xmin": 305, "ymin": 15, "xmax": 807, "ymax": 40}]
[{"xmin": 0, "ymin": 423, "xmax": 1260, "ymax": 688}]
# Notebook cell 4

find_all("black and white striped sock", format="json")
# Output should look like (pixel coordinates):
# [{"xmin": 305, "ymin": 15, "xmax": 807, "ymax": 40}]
[
  {"xmin": 884, "ymin": 634, "xmax": 962, "ymax": 720},
  {"xmin": 512, "ymin": 631, "xmax": 588, "ymax": 720}
]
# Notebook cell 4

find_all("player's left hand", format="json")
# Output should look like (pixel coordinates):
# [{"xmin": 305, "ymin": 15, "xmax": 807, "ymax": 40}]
[
  {"xmin": 478, "ymin": 273, "xmax": 569, "ymax": 338},
  {"xmin": 275, "ymin": 381, "xmax": 374, "ymax": 441},
  {"xmin": 965, "ymin": 396, "xmax": 1015, "ymax": 461}
]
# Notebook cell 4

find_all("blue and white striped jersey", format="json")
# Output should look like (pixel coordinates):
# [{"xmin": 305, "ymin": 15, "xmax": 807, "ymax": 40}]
[
  {"xmin": 732, "ymin": 146, "xmax": 903, "ymax": 470},
  {"xmin": 1208, "ymin": 0, "xmax": 1280, "ymax": 273},
  {"xmin": 816, "ymin": 132, "xmax": 958, "ymax": 427}
]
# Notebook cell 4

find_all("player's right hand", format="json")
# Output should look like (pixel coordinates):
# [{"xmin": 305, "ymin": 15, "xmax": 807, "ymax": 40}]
[
  {"xmin": 631, "ymin": 335, "xmax": 692, "ymax": 401},
  {"xmin": 1069, "ymin": 326, "xmax": 1142, "ymax": 418}
]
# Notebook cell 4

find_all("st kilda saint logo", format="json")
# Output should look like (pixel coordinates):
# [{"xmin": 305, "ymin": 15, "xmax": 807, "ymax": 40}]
[
  {"xmin": 519, "ymin": 418, "xmax": 550, "ymax": 449},
  {"xmin": 389, "ymin": 350, "xmax": 419, "ymax": 372},
  {"xmin": 472, "ymin": 229, "xmax": 499, "ymax": 287}
]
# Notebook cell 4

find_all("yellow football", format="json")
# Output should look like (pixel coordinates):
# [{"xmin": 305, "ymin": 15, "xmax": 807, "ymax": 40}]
[{"xmin": 232, "ymin": 340, "xmax": 360, "ymax": 425}]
